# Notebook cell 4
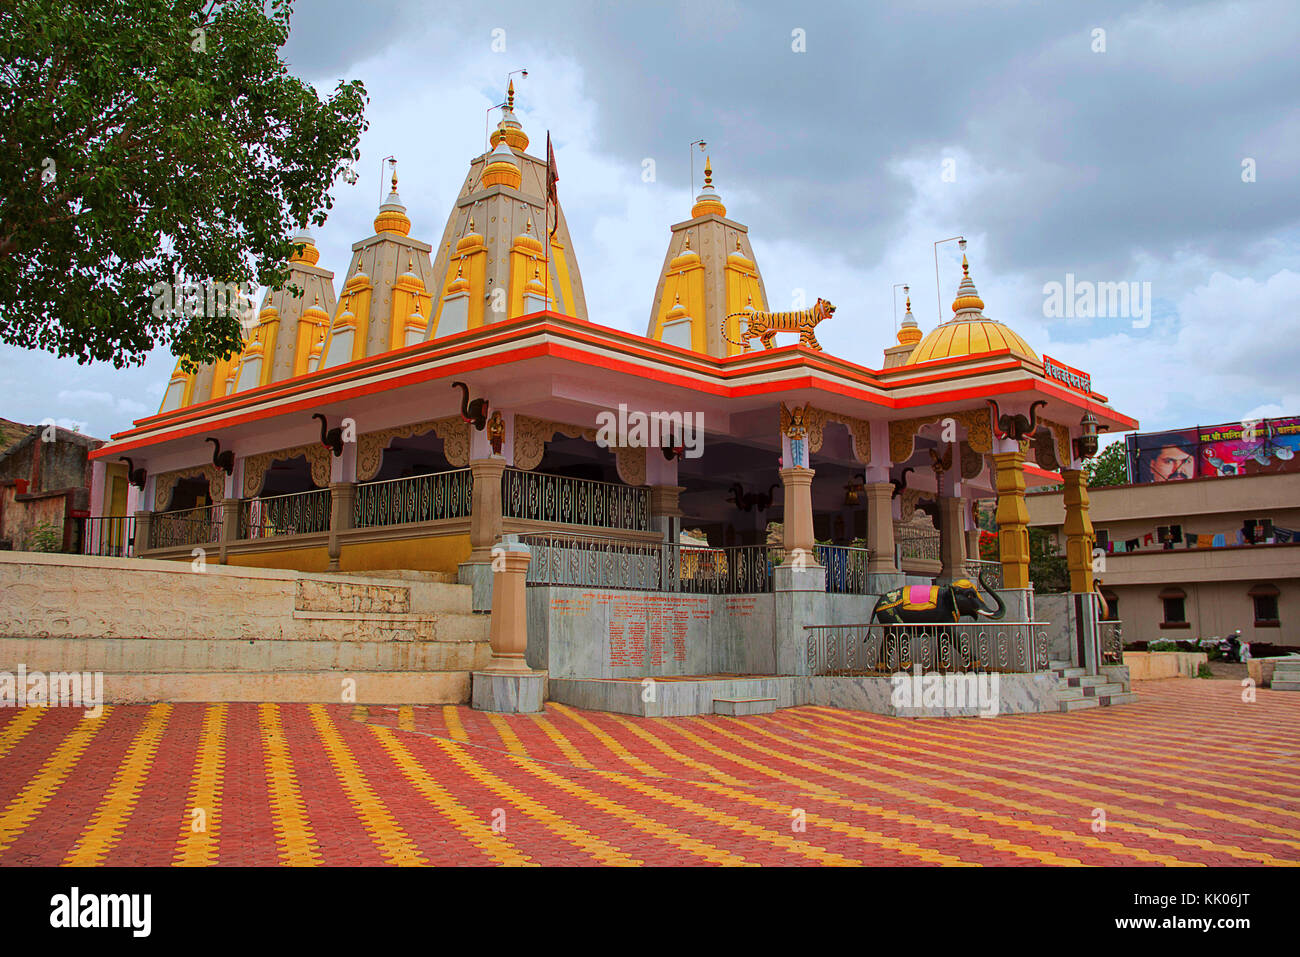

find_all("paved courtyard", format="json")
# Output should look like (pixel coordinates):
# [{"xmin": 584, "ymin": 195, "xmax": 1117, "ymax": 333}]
[{"xmin": 0, "ymin": 679, "xmax": 1297, "ymax": 866}]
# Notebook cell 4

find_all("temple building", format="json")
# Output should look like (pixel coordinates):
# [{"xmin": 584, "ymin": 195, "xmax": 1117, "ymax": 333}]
[{"xmin": 80, "ymin": 84, "xmax": 1139, "ymax": 715}]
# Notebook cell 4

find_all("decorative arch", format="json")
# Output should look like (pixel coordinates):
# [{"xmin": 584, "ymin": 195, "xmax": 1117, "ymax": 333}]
[
  {"xmin": 242, "ymin": 443, "xmax": 331, "ymax": 497},
  {"xmin": 513, "ymin": 415, "xmax": 599, "ymax": 471},
  {"xmin": 355, "ymin": 416, "xmax": 468, "ymax": 482},
  {"xmin": 804, "ymin": 407, "xmax": 872, "ymax": 463},
  {"xmin": 155, "ymin": 464, "xmax": 224, "ymax": 510},
  {"xmin": 889, "ymin": 407, "xmax": 993, "ymax": 464}
]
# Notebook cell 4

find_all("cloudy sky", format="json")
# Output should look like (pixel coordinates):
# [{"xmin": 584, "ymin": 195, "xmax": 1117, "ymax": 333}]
[{"xmin": 4, "ymin": 0, "xmax": 1298, "ymax": 441}]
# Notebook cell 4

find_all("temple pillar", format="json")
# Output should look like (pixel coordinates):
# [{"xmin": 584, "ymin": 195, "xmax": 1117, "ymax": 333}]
[
  {"xmin": 863, "ymin": 482, "xmax": 901, "ymax": 592},
  {"xmin": 328, "ymin": 481, "xmax": 357, "ymax": 571},
  {"xmin": 218, "ymin": 498, "xmax": 240, "ymax": 564},
  {"xmin": 1062, "ymin": 468, "xmax": 1095, "ymax": 595},
  {"xmin": 133, "ymin": 509, "xmax": 152, "ymax": 555},
  {"xmin": 468, "ymin": 457, "xmax": 506, "ymax": 562},
  {"xmin": 937, "ymin": 495, "xmax": 967, "ymax": 582},
  {"xmin": 472, "ymin": 540, "xmax": 544, "ymax": 713},
  {"xmin": 992, "ymin": 449, "xmax": 1030, "ymax": 590},
  {"xmin": 779, "ymin": 467, "xmax": 817, "ymax": 566},
  {"xmin": 649, "ymin": 483, "xmax": 684, "ymax": 542}
]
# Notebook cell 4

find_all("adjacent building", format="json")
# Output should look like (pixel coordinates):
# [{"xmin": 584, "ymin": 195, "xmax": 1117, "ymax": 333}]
[{"xmin": 1027, "ymin": 418, "xmax": 1300, "ymax": 647}]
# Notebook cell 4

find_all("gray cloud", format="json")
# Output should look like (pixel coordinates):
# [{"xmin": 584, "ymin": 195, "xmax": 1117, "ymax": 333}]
[{"xmin": 3, "ymin": 0, "xmax": 1297, "ymax": 441}]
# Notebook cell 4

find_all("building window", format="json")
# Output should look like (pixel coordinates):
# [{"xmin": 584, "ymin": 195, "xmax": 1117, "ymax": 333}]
[
  {"xmin": 1249, "ymin": 583, "xmax": 1280, "ymax": 627},
  {"xmin": 1101, "ymin": 590, "xmax": 1119, "ymax": 621},
  {"xmin": 1159, "ymin": 587, "xmax": 1189, "ymax": 629}
]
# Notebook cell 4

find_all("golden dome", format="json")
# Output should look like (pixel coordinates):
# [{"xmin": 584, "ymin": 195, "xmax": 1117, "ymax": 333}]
[
  {"xmin": 481, "ymin": 138, "xmax": 522, "ymax": 190},
  {"xmin": 289, "ymin": 228, "xmax": 320, "ymax": 265},
  {"xmin": 904, "ymin": 252, "xmax": 1038, "ymax": 365},
  {"xmin": 905, "ymin": 319, "xmax": 1038, "ymax": 365},
  {"xmin": 373, "ymin": 168, "xmax": 411, "ymax": 236},
  {"xmin": 896, "ymin": 292, "xmax": 922, "ymax": 345}
]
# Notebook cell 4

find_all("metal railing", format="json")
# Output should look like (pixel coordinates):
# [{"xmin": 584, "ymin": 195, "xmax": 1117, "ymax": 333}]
[
  {"xmin": 239, "ymin": 488, "xmax": 330, "ymax": 539},
  {"xmin": 1099, "ymin": 619, "xmax": 1124, "ymax": 665},
  {"xmin": 678, "ymin": 544, "xmax": 777, "ymax": 594},
  {"xmin": 503, "ymin": 468, "xmax": 651, "ymax": 532},
  {"xmin": 805, "ymin": 621, "xmax": 1051, "ymax": 675},
  {"xmin": 79, "ymin": 515, "xmax": 135, "ymax": 557},
  {"xmin": 895, "ymin": 526, "xmax": 940, "ymax": 562},
  {"xmin": 815, "ymin": 544, "xmax": 872, "ymax": 594},
  {"xmin": 354, "ymin": 468, "xmax": 472, "ymax": 528},
  {"xmin": 963, "ymin": 559, "xmax": 1003, "ymax": 588},
  {"xmin": 521, "ymin": 533, "xmax": 777, "ymax": 594},
  {"xmin": 149, "ymin": 504, "xmax": 221, "ymax": 550}
]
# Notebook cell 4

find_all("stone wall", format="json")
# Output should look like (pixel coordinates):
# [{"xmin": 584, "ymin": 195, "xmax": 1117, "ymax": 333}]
[
  {"xmin": 526, "ymin": 582, "xmax": 878, "ymax": 679},
  {"xmin": 0, "ymin": 552, "xmax": 488, "ymax": 649}
]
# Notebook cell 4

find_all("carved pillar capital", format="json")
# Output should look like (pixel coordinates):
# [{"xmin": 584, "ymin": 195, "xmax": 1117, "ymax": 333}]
[
  {"xmin": 1061, "ymin": 468, "xmax": 1095, "ymax": 594},
  {"xmin": 992, "ymin": 450, "xmax": 1030, "ymax": 590}
]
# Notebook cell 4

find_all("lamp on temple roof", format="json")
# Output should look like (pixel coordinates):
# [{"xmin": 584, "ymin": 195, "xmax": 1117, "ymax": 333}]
[{"xmin": 1074, "ymin": 410, "xmax": 1101, "ymax": 460}]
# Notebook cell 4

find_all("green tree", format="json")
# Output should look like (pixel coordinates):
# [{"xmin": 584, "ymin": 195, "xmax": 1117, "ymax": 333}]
[
  {"xmin": 0, "ymin": 0, "xmax": 367, "ymax": 369},
  {"xmin": 1084, "ymin": 439, "xmax": 1128, "ymax": 487},
  {"xmin": 1028, "ymin": 526, "xmax": 1069, "ymax": 593}
]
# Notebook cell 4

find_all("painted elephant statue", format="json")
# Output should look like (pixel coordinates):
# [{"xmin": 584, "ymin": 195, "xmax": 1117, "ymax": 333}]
[{"xmin": 870, "ymin": 571, "xmax": 1006, "ymax": 625}]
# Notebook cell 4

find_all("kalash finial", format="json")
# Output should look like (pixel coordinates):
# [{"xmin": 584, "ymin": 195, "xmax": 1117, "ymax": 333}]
[
  {"xmin": 951, "ymin": 238, "xmax": 985, "ymax": 317},
  {"xmin": 703, "ymin": 156, "xmax": 713, "ymax": 188},
  {"xmin": 507, "ymin": 78, "xmax": 515, "ymax": 109},
  {"xmin": 391, "ymin": 159, "xmax": 398, "ymax": 193},
  {"xmin": 897, "ymin": 283, "xmax": 922, "ymax": 345}
]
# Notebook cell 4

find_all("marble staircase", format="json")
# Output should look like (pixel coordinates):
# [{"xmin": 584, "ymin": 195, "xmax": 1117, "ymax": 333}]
[
  {"xmin": 0, "ymin": 554, "xmax": 491, "ymax": 704},
  {"xmin": 1051, "ymin": 660, "xmax": 1137, "ymax": 711},
  {"xmin": 1272, "ymin": 658, "xmax": 1300, "ymax": 691}
]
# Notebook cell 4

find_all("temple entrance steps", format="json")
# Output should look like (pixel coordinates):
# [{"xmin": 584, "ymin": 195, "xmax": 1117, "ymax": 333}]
[
  {"xmin": 1050, "ymin": 660, "xmax": 1136, "ymax": 711},
  {"xmin": 714, "ymin": 696, "xmax": 778, "ymax": 716},
  {"xmin": 548, "ymin": 676, "xmax": 795, "ymax": 718},
  {"xmin": 1271, "ymin": 659, "xmax": 1300, "ymax": 691},
  {"xmin": 0, "ymin": 553, "xmax": 491, "ymax": 704}
]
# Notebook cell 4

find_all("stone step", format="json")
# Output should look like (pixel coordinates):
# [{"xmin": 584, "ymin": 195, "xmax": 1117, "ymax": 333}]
[
  {"xmin": 714, "ymin": 696, "xmax": 777, "ymax": 717},
  {"xmin": 1052, "ymin": 666, "xmax": 1085, "ymax": 679},
  {"xmin": 1058, "ymin": 697, "xmax": 1102, "ymax": 712},
  {"xmin": 1058, "ymin": 682, "xmax": 1126, "ymax": 700},
  {"xmin": 1049, "ymin": 660, "xmax": 1072, "ymax": 670},
  {"xmin": 1060, "ymin": 674, "xmax": 1111, "ymax": 688},
  {"xmin": 1271, "ymin": 680, "xmax": 1300, "ymax": 692},
  {"xmin": 1096, "ymin": 691, "xmax": 1138, "ymax": 707},
  {"xmin": 0, "ymin": 636, "xmax": 492, "ymax": 675},
  {"xmin": 85, "ymin": 670, "xmax": 471, "ymax": 705}
]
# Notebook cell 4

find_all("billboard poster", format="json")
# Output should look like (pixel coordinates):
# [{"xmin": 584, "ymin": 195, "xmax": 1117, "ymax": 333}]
[
  {"xmin": 1197, "ymin": 417, "xmax": 1300, "ymax": 478},
  {"xmin": 1132, "ymin": 428, "xmax": 1199, "ymax": 483},
  {"xmin": 1127, "ymin": 416, "xmax": 1300, "ymax": 483}
]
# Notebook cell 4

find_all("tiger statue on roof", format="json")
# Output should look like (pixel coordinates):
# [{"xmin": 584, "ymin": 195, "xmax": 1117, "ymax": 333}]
[{"xmin": 721, "ymin": 298, "xmax": 836, "ymax": 352}]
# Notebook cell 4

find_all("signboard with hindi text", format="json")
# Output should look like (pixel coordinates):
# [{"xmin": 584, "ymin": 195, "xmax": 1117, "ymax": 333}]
[{"xmin": 1125, "ymin": 416, "xmax": 1300, "ymax": 483}]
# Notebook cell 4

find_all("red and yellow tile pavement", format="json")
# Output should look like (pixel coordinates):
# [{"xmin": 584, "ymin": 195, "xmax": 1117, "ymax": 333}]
[{"xmin": 0, "ymin": 679, "xmax": 1297, "ymax": 866}]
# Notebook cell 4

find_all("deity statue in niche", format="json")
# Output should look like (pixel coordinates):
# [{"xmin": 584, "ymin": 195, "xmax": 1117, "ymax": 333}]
[
  {"xmin": 487, "ymin": 410, "xmax": 506, "ymax": 455},
  {"xmin": 780, "ymin": 402, "xmax": 809, "ymax": 468}
]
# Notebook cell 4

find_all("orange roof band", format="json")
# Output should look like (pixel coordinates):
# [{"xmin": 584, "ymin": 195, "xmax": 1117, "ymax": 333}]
[{"xmin": 92, "ymin": 310, "xmax": 1137, "ymax": 460}]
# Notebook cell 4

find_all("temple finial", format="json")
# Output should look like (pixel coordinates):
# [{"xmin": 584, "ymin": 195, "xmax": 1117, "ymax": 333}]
[{"xmin": 703, "ymin": 156, "xmax": 713, "ymax": 188}]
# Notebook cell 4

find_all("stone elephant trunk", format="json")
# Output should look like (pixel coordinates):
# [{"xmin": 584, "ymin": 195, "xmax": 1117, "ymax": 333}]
[{"xmin": 973, "ymin": 571, "xmax": 1006, "ymax": 619}]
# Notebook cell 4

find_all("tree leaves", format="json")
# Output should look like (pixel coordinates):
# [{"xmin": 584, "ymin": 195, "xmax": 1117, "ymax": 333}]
[{"xmin": 0, "ymin": 0, "xmax": 367, "ymax": 370}]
